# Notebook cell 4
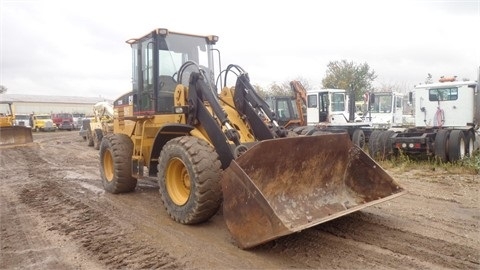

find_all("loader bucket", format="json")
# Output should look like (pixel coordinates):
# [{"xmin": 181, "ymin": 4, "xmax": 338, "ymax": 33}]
[
  {"xmin": 0, "ymin": 126, "xmax": 34, "ymax": 146},
  {"xmin": 221, "ymin": 133, "xmax": 406, "ymax": 249}
]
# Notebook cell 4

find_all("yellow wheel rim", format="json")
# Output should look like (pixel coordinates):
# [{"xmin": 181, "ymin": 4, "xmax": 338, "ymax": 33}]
[
  {"xmin": 103, "ymin": 150, "xmax": 114, "ymax": 182},
  {"xmin": 166, "ymin": 157, "xmax": 190, "ymax": 206}
]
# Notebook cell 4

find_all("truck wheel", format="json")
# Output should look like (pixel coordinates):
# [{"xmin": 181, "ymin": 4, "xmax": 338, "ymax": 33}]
[
  {"xmin": 352, "ymin": 129, "xmax": 366, "ymax": 149},
  {"xmin": 368, "ymin": 130, "xmax": 382, "ymax": 159},
  {"xmin": 434, "ymin": 129, "xmax": 449, "ymax": 162},
  {"xmin": 157, "ymin": 136, "xmax": 222, "ymax": 224},
  {"xmin": 464, "ymin": 130, "xmax": 475, "ymax": 157},
  {"xmin": 380, "ymin": 130, "xmax": 395, "ymax": 160},
  {"xmin": 93, "ymin": 129, "xmax": 103, "ymax": 150},
  {"xmin": 99, "ymin": 134, "xmax": 137, "ymax": 193},
  {"xmin": 448, "ymin": 130, "xmax": 466, "ymax": 162}
]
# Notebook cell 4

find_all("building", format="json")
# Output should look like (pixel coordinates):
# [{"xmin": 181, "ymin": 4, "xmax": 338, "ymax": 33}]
[{"xmin": 0, "ymin": 94, "xmax": 111, "ymax": 116}]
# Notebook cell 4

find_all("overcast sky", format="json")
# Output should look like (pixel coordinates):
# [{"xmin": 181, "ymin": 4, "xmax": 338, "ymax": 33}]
[{"xmin": 1, "ymin": 0, "xmax": 479, "ymax": 100}]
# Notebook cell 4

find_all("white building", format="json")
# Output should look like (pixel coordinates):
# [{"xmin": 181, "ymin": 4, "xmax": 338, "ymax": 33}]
[{"xmin": 0, "ymin": 94, "xmax": 111, "ymax": 116}]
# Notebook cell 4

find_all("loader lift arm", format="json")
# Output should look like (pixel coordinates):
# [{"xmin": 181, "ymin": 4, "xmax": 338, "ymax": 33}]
[
  {"xmin": 225, "ymin": 64, "xmax": 287, "ymax": 139},
  {"xmin": 185, "ymin": 68, "xmax": 237, "ymax": 168}
]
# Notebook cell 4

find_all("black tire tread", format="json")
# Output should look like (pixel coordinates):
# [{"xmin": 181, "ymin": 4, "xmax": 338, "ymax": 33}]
[
  {"xmin": 368, "ymin": 130, "xmax": 382, "ymax": 159},
  {"xmin": 448, "ymin": 130, "xmax": 465, "ymax": 162},
  {"xmin": 158, "ymin": 136, "xmax": 222, "ymax": 225},
  {"xmin": 100, "ymin": 133, "xmax": 137, "ymax": 193},
  {"xmin": 352, "ymin": 129, "xmax": 366, "ymax": 148},
  {"xmin": 93, "ymin": 129, "xmax": 103, "ymax": 150},
  {"xmin": 434, "ymin": 129, "xmax": 449, "ymax": 162}
]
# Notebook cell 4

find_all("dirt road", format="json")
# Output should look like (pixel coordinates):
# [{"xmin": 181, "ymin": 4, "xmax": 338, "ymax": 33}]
[{"xmin": 1, "ymin": 131, "xmax": 479, "ymax": 269}]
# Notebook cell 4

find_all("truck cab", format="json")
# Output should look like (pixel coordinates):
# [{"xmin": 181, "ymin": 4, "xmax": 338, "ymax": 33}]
[
  {"xmin": 14, "ymin": 114, "xmax": 31, "ymax": 127},
  {"xmin": 306, "ymin": 88, "xmax": 362, "ymax": 124},
  {"xmin": 364, "ymin": 91, "xmax": 405, "ymax": 129},
  {"xmin": 413, "ymin": 80, "xmax": 476, "ymax": 128},
  {"xmin": 32, "ymin": 114, "xmax": 56, "ymax": 132},
  {"xmin": 51, "ymin": 113, "xmax": 74, "ymax": 131}
]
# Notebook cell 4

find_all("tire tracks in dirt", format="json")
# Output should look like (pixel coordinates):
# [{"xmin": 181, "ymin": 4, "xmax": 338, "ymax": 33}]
[
  {"xmin": 19, "ymin": 179, "xmax": 184, "ymax": 269},
  {"xmin": 2, "ymin": 134, "xmax": 184, "ymax": 269}
]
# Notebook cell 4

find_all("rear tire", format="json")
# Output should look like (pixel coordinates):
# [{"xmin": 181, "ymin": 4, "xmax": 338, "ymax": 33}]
[
  {"xmin": 93, "ymin": 129, "xmax": 103, "ymax": 150},
  {"xmin": 464, "ymin": 130, "xmax": 475, "ymax": 157},
  {"xmin": 157, "ymin": 136, "xmax": 222, "ymax": 224},
  {"xmin": 352, "ymin": 129, "xmax": 366, "ymax": 148},
  {"xmin": 379, "ymin": 130, "xmax": 395, "ymax": 160},
  {"xmin": 99, "ymin": 134, "xmax": 137, "ymax": 193},
  {"xmin": 368, "ymin": 130, "xmax": 382, "ymax": 159},
  {"xmin": 434, "ymin": 129, "xmax": 449, "ymax": 162},
  {"xmin": 448, "ymin": 130, "xmax": 465, "ymax": 162},
  {"xmin": 83, "ymin": 119, "xmax": 94, "ymax": 147}
]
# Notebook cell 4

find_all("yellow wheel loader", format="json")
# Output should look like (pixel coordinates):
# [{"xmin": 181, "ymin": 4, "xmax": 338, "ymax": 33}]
[
  {"xmin": 83, "ymin": 101, "xmax": 114, "ymax": 150},
  {"xmin": 99, "ymin": 28, "xmax": 406, "ymax": 249},
  {"xmin": 0, "ymin": 101, "xmax": 33, "ymax": 146}
]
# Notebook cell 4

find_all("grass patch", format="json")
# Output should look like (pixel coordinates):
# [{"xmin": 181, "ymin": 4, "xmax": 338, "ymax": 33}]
[{"xmin": 377, "ymin": 150, "xmax": 480, "ymax": 175}]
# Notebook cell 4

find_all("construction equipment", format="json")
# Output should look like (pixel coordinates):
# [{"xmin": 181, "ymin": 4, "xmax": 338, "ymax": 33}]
[
  {"xmin": 371, "ymin": 76, "xmax": 478, "ymax": 162},
  {"xmin": 285, "ymin": 81, "xmax": 372, "ymax": 148},
  {"xmin": 82, "ymin": 101, "xmax": 114, "ymax": 150},
  {"xmin": 0, "ymin": 101, "xmax": 33, "ymax": 146},
  {"xmin": 99, "ymin": 28, "xmax": 406, "ymax": 249},
  {"xmin": 265, "ymin": 81, "xmax": 307, "ymax": 129}
]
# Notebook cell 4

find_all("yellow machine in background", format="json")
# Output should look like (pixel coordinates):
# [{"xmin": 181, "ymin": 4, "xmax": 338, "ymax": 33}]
[
  {"xmin": 0, "ymin": 101, "xmax": 33, "ymax": 146},
  {"xmin": 99, "ymin": 28, "xmax": 406, "ymax": 249},
  {"xmin": 81, "ymin": 101, "xmax": 114, "ymax": 150}
]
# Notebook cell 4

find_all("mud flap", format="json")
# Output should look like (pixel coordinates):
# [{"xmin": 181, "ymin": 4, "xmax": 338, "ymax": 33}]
[
  {"xmin": 0, "ymin": 126, "xmax": 34, "ymax": 146},
  {"xmin": 221, "ymin": 133, "xmax": 406, "ymax": 249}
]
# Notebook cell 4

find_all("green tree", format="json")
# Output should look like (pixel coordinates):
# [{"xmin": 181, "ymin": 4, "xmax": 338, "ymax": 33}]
[
  {"xmin": 322, "ymin": 60, "xmax": 377, "ymax": 100},
  {"xmin": 0, "ymin": 85, "xmax": 7, "ymax": 94}
]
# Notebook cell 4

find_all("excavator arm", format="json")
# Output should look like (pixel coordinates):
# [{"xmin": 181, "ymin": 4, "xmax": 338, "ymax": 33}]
[{"xmin": 290, "ymin": 80, "xmax": 307, "ymax": 126}]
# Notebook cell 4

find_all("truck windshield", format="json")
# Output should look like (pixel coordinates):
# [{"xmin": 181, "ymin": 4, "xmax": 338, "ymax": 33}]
[
  {"xmin": 331, "ymin": 93, "xmax": 345, "ymax": 112},
  {"xmin": 371, "ymin": 95, "xmax": 392, "ymax": 113}
]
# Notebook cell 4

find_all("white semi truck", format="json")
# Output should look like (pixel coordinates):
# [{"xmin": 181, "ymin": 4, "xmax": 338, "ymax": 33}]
[{"xmin": 369, "ymin": 77, "xmax": 478, "ymax": 162}]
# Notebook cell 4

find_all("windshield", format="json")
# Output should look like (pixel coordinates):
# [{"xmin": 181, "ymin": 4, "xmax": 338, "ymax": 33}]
[
  {"xmin": 331, "ymin": 93, "xmax": 345, "ymax": 112},
  {"xmin": 72, "ymin": 113, "xmax": 85, "ymax": 118},
  {"xmin": 36, "ymin": 115, "xmax": 51, "ymax": 120},
  {"xmin": 371, "ymin": 94, "xmax": 392, "ymax": 113},
  {"xmin": 158, "ymin": 34, "xmax": 210, "ymax": 78},
  {"xmin": 15, "ymin": 115, "xmax": 30, "ymax": 120}
]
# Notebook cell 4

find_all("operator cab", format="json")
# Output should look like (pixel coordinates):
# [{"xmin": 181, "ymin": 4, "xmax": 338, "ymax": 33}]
[{"xmin": 125, "ymin": 28, "xmax": 218, "ymax": 115}]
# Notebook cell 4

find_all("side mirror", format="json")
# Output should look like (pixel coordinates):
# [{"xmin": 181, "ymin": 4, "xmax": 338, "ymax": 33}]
[{"xmin": 408, "ymin": 92, "xmax": 413, "ymax": 104}]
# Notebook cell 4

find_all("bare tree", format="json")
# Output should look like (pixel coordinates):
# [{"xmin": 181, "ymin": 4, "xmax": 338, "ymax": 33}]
[
  {"xmin": 0, "ymin": 85, "xmax": 7, "ymax": 94},
  {"xmin": 264, "ymin": 76, "xmax": 312, "ymax": 98},
  {"xmin": 425, "ymin": 73, "xmax": 433, "ymax": 84}
]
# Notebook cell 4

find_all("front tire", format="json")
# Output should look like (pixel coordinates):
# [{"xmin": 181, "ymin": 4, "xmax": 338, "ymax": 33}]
[
  {"xmin": 157, "ymin": 136, "xmax": 222, "ymax": 224},
  {"xmin": 99, "ymin": 134, "xmax": 137, "ymax": 193}
]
